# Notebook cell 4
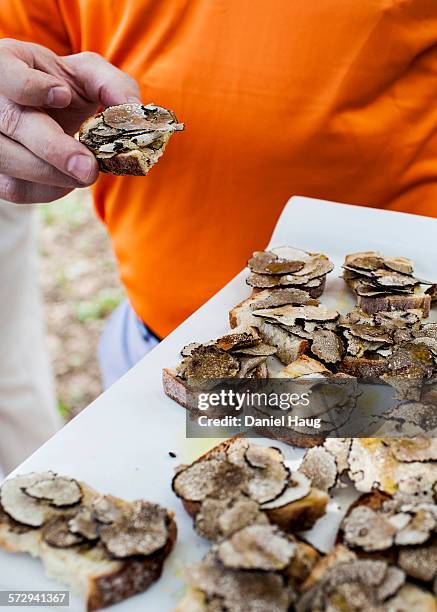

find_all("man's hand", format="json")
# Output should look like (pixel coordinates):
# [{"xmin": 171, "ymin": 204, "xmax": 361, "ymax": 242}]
[{"xmin": 0, "ymin": 39, "xmax": 141, "ymax": 203}]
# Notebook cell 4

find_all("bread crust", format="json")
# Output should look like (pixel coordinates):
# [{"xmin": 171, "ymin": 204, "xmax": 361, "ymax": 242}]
[
  {"xmin": 162, "ymin": 368, "xmax": 199, "ymax": 412},
  {"xmin": 0, "ymin": 487, "xmax": 176, "ymax": 611},
  {"xmin": 87, "ymin": 519, "xmax": 177, "ymax": 611},
  {"xmin": 345, "ymin": 278, "xmax": 431, "ymax": 317},
  {"xmin": 229, "ymin": 295, "xmax": 254, "ymax": 329},
  {"xmin": 162, "ymin": 365, "xmax": 268, "ymax": 415},
  {"xmin": 97, "ymin": 136, "xmax": 170, "ymax": 176},
  {"xmin": 338, "ymin": 355, "xmax": 390, "ymax": 378}
]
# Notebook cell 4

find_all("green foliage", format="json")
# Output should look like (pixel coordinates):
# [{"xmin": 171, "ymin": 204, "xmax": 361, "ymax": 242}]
[
  {"xmin": 57, "ymin": 398, "xmax": 71, "ymax": 419},
  {"xmin": 75, "ymin": 288, "xmax": 124, "ymax": 323}
]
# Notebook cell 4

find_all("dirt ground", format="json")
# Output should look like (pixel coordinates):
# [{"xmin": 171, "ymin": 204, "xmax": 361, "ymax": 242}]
[{"xmin": 38, "ymin": 189, "xmax": 124, "ymax": 419}]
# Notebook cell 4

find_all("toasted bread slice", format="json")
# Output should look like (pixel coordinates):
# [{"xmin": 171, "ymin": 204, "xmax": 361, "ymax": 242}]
[
  {"xmin": 95, "ymin": 141, "xmax": 171, "ymax": 176},
  {"xmin": 79, "ymin": 103, "xmax": 184, "ymax": 176},
  {"xmin": 230, "ymin": 291, "xmax": 340, "ymax": 366},
  {"xmin": 348, "ymin": 285, "xmax": 431, "ymax": 318},
  {"xmin": 338, "ymin": 355, "xmax": 390, "ymax": 378},
  {"xmin": 0, "ymin": 475, "xmax": 176, "ymax": 611},
  {"xmin": 343, "ymin": 251, "xmax": 432, "ymax": 317}
]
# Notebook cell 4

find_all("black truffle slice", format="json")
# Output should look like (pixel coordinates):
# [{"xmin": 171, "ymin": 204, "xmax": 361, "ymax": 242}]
[
  {"xmin": 24, "ymin": 476, "xmax": 82, "ymax": 507},
  {"xmin": 217, "ymin": 524, "xmax": 296, "ymax": 571},
  {"xmin": 99, "ymin": 500, "xmax": 169, "ymax": 558}
]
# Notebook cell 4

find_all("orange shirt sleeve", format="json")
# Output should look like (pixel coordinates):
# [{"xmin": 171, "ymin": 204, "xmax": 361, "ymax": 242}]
[{"xmin": 0, "ymin": 0, "xmax": 72, "ymax": 55}]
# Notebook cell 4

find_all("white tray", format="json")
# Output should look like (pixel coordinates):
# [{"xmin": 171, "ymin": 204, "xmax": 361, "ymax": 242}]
[{"xmin": 1, "ymin": 196, "xmax": 436, "ymax": 611}]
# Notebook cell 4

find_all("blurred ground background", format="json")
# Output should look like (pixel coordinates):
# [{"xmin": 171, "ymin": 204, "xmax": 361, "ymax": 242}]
[{"xmin": 39, "ymin": 189, "xmax": 124, "ymax": 419}]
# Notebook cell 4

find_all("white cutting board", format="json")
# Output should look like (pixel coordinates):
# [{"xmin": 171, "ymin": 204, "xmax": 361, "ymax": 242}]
[{"xmin": 0, "ymin": 196, "xmax": 436, "ymax": 612}]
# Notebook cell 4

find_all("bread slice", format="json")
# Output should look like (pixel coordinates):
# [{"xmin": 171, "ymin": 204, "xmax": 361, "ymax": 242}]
[
  {"xmin": 79, "ymin": 103, "xmax": 184, "ymax": 176},
  {"xmin": 343, "ymin": 251, "xmax": 432, "ymax": 317},
  {"xmin": 176, "ymin": 531, "xmax": 320, "ymax": 611},
  {"xmin": 95, "ymin": 137, "xmax": 171, "ymax": 176},
  {"xmin": 176, "ymin": 478, "xmax": 328, "ymax": 533},
  {"xmin": 0, "ymin": 475, "xmax": 176, "ymax": 611},
  {"xmin": 298, "ymin": 543, "xmax": 436, "ymax": 610},
  {"xmin": 338, "ymin": 355, "xmax": 390, "ymax": 378},
  {"xmin": 350, "ymin": 289, "xmax": 431, "ymax": 318}
]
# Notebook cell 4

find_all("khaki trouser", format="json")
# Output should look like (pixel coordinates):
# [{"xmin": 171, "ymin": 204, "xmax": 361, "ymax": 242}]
[{"xmin": 0, "ymin": 203, "xmax": 60, "ymax": 476}]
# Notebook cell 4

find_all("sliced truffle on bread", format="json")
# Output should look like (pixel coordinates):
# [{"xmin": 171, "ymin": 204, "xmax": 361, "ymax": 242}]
[
  {"xmin": 0, "ymin": 473, "xmax": 176, "ymax": 611},
  {"xmin": 177, "ymin": 523, "xmax": 321, "ymax": 611},
  {"xmin": 172, "ymin": 437, "xmax": 328, "ymax": 538},
  {"xmin": 176, "ymin": 547, "xmax": 296, "ymax": 612},
  {"xmin": 231, "ymin": 294, "xmax": 342, "ymax": 366},
  {"xmin": 79, "ymin": 103, "xmax": 184, "ymax": 176},
  {"xmin": 229, "ymin": 288, "xmax": 315, "ymax": 329},
  {"xmin": 297, "ymin": 544, "xmax": 435, "ymax": 611},
  {"xmin": 337, "ymin": 487, "xmax": 437, "ymax": 595},
  {"xmin": 162, "ymin": 326, "xmax": 275, "ymax": 413},
  {"xmin": 343, "ymin": 251, "xmax": 433, "ymax": 317},
  {"xmin": 246, "ymin": 247, "xmax": 333, "ymax": 299},
  {"xmin": 336, "ymin": 306, "xmax": 429, "ymax": 380}
]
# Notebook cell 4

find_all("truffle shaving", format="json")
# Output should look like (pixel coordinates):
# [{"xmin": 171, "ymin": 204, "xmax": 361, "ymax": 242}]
[
  {"xmin": 42, "ymin": 515, "xmax": 84, "ymax": 548},
  {"xmin": 186, "ymin": 552, "xmax": 294, "ymax": 612},
  {"xmin": 398, "ymin": 542, "xmax": 437, "ymax": 582},
  {"xmin": 390, "ymin": 438, "xmax": 437, "ymax": 462},
  {"xmin": 311, "ymin": 329, "xmax": 344, "ymax": 364},
  {"xmin": 261, "ymin": 472, "xmax": 311, "ymax": 509},
  {"xmin": 173, "ymin": 457, "xmax": 247, "ymax": 502},
  {"xmin": 250, "ymin": 288, "xmax": 312, "ymax": 310},
  {"xmin": 24, "ymin": 476, "xmax": 82, "ymax": 507},
  {"xmin": 342, "ymin": 506, "xmax": 396, "ymax": 551},
  {"xmin": 68, "ymin": 507, "xmax": 99, "ymax": 540},
  {"xmin": 246, "ymin": 454, "xmax": 289, "ymax": 504},
  {"xmin": 91, "ymin": 495, "xmax": 123, "ymax": 524},
  {"xmin": 217, "ymin": 524, "xmax": 296, "ymax": 571},
  {"xmin": 299, "ymin": 447, "xmax": 337, "ymax": 491},
  {"xmin": 100, "ymin": 500, "xmax": 168, "ymax": 558},
  {"xmin": 0, "ymin": 472, "xmax": 55, "ymax": 527}
]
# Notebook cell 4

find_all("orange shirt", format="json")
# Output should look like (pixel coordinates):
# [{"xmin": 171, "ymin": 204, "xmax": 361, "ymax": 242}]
[{"xmin": 1, "ymin": 1, "xmax": 437, "ymax": 336}]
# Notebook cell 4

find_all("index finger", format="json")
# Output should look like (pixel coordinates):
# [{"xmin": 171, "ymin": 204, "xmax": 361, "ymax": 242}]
[{"xmin": 0, "ymin": 42, "xmax": 71, "ymax": 108}]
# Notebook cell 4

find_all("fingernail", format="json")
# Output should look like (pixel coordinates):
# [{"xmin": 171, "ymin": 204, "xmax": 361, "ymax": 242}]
[
  {"xmin": 67, "ymin": 154, "xmax": 93, "ymax": 182},
  {"xmin": 46, "ymin": 87, "xmax": 70, "ymax": 107}
]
